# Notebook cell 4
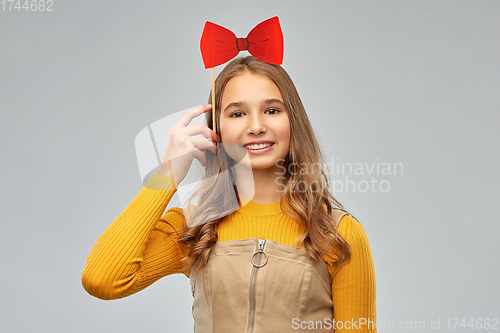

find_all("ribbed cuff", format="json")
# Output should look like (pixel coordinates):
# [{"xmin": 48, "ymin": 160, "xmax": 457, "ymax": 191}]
[{"xmin": 145, "ymin": 173, "xmax": 178, "ymax": 192}]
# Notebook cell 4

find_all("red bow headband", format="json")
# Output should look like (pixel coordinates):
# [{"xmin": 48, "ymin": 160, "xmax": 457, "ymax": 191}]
[{"xmin": 200, "ymin": 16, "xmax": 284, "ymax": 68}]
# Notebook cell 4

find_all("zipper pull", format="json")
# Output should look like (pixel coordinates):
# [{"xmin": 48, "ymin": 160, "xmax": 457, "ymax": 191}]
[
  {"xmin": 251, "ymin": 238, "xmax": 268, "ymax": 268},
  {"xmin": 258, "ymin": 238, "xmax": 265, "ymax": 251}
]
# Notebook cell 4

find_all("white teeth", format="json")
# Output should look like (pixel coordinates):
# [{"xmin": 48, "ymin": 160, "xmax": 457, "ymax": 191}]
[{"xmin": 245, "ymin": 143, "xmax": 273, "ymax": 150}]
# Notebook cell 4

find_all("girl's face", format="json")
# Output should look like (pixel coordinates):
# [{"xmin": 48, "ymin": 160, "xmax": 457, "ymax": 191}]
[{"xmin": 219, "ymin": 71, "xmax": 291, "ymax": 171}]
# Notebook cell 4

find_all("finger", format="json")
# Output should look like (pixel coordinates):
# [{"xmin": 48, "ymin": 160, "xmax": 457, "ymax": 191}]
[
  {"xmin": 192, "ymin": 150, "xmax": 207, "ymax": 167},
  {"xmin": 175, "ymin": 105, "xmax": 212, "ymax": 129},
  {"xmin": 200, "ymin": 105, "xmax": 220, "ymax": 142},
  {"xmin": 191, "ymin": 137, "xmax": 217, "ymax": 154},
  {"xmin": 184, "ymin": 123, "xmax": 219, "ymax": 143},
  {"xmin": 209, "ymin": 128, "xmax": 220, "ymax": 142}
]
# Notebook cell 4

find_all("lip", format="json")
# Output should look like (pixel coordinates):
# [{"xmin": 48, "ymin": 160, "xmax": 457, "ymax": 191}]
[{"xmin": 244, "ymin": 142, "xmax": 275, "ymax": 154}]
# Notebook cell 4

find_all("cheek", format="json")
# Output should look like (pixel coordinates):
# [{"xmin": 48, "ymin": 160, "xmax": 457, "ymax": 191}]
[
  {"xmin": 219, "ymin": 119, "xmax": 239, "ymax": 140},
  {"xmin": 219, "ymin": 118, "xmax": 229, "ymax": 135},
  {"xmin": 277, "ymin": 123, "xmax": 291, "ymax": 141}
]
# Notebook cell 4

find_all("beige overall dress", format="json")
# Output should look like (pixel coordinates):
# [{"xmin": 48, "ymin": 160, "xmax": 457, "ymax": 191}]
[{"xmin": 189, "ymin": 209, "xmax": 350, "ymax": 333}]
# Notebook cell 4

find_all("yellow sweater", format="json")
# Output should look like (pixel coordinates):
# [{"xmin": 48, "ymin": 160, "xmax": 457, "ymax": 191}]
[{"xmin": 82, "ymin": 173, "xmax": 377, "ymax": 332}]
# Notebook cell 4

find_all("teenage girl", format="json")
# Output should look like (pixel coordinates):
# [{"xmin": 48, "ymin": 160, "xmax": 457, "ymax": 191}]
[{"xmin": 82, "ymin": 55, "xmax": 377, "ymax": 333}]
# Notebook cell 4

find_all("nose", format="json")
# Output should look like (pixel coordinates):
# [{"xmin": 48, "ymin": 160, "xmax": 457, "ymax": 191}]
[{"xmin": 246, "ymin": 112, "xmax": 267, "ymax": 135}]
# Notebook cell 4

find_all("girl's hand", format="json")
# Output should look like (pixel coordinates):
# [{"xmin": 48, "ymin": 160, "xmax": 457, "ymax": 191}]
[{"xmin": 156, "ymin": 105, "xmax": 219, "ymax": 186}]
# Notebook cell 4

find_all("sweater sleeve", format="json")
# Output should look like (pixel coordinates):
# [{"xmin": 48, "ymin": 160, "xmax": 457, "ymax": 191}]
[
  {"xmin": 323, "ymin": 215, "xmax": 377, "ymax": 332},
  {"xmin": 81, "ymin": 173, "xmax": 188, "ymax": 300}
]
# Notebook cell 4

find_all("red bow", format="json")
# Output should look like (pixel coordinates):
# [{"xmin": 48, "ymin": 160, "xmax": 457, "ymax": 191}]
[{"xmin": 200, "ymin": 16, "xmax": 284, "ymax": 69}]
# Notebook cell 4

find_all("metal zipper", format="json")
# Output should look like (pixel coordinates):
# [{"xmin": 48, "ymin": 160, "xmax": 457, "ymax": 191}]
[{"xmin": 248, "ymin": 238, "xmax": 268, "ymax": 333}]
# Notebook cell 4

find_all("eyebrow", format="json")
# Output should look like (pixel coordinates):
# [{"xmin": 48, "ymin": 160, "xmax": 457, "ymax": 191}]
[{"xmin": 223, "ymin": 99, "xmax": 285, "ymax": 113}]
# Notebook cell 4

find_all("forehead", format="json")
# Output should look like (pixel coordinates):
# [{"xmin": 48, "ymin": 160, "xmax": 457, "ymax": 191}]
[{"xmin": 221, "ymin": 72, "xmax": 283, "ymax": 104}]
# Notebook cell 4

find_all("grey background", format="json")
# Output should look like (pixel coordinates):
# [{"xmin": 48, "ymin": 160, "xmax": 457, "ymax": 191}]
[{"xmin": 1, "ymin": 0, "xmax": 499, "ymax": 332}]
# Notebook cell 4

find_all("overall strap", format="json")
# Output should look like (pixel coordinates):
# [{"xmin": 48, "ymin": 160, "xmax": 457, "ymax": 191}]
[{"xmin": 331, "ymin": 208, "xmax": 357, "ymax": 227}]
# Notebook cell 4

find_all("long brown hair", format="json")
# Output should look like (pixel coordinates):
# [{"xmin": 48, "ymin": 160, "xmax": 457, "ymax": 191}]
[{"xmin": 176, "ymin": 55, "xmax": 351, "ymax": 273}]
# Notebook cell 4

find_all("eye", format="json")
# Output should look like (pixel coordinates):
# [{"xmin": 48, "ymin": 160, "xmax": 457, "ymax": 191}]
[
  {"xmin": 229, "ymin": 111, "xmax": 244, "ymax": 118},
  {"xmin": 266, "ymin": 108, "xmax": 281, "ymax": 115}
]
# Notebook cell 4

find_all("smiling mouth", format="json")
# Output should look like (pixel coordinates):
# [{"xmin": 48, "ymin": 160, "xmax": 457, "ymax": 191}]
[{"xmin": 244, "ymin": 143, "xmax": 275, "ymax": 150}]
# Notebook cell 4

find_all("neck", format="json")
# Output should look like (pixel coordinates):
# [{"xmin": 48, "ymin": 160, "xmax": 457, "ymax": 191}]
[{"xmin": 233, "ymin": 163, "xmax": 287, "ymax": 205}]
